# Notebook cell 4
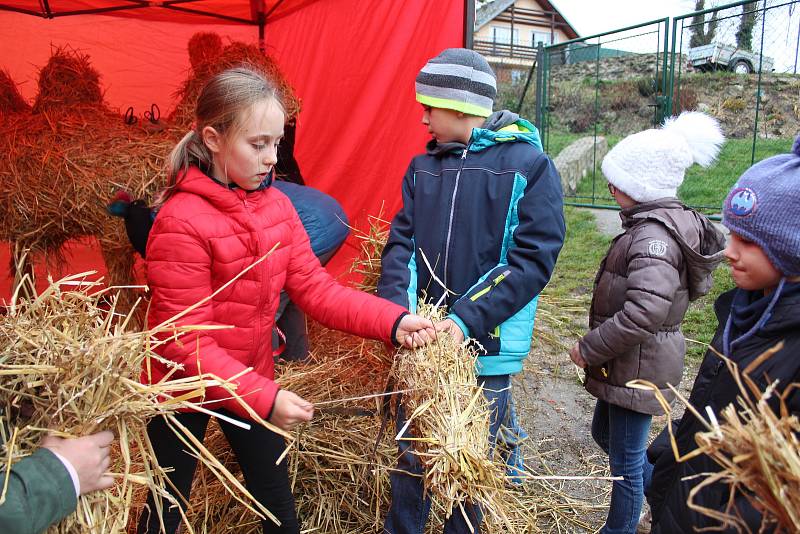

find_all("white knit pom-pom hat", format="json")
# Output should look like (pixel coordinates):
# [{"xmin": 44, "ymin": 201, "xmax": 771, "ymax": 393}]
[{"xmin": 601, "ymin": 111, "xmax": 725, "ymax": 202}]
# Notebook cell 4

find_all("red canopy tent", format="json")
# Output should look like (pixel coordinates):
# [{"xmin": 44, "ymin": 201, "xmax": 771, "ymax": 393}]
[{"xmin": 0, "ymin": 0, "xmax": 468, "ymax": 296}]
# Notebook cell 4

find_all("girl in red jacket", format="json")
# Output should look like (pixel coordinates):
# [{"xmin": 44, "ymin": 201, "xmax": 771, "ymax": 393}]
[{"xmin": 137, "ymin": 67, "xmax": 435, "ymax": 534}]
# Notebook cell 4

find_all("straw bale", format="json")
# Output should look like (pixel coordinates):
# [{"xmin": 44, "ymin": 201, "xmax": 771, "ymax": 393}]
[
  {"xmin": 392, "ymin": 303, "xmax": 511, "ymax": 529},
  {"xmin": 1, "ymin": 273, "xmax": 281, "ymax": 533},
  {"xmin": 348, "ymin": 212, "xmax": 391, "ymax": 294},
  {"xmin": 32, "ymin": 46, "xmax": 103, "ymax": 113},
  {"xmin": 171, "ymin": 36, "xmax": 301, "ymax": 127},
  {"xmin": 0, "ymin": 69, "xmax": 30, "ymax": 116},
  {"xmin": 0, "ymin": 44, "xmax": 179, "ymax": 298}
]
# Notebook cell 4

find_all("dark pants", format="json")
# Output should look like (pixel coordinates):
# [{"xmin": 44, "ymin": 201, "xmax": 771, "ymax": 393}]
[
  {"xmin": 137, "ymin": 411, "xmax": 299, "ymax": 534},
  {"xmin": 591, "ymin": 399, "xmax": 653, "ymax": 534},
  {"xmin": 383, "ymin": 375, "xmax": 512, "ymax": 534}
]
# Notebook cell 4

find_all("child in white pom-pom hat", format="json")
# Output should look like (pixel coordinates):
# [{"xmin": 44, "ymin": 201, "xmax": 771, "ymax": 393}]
[{"xmin": 568, "ymin": 111, "xmax": 727, "ymax": 534}]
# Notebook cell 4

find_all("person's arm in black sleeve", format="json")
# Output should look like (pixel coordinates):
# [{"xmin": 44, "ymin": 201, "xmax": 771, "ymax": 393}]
[{"xmin": 449, "ymin": 153, "xmax": 565, "ymax": 338}]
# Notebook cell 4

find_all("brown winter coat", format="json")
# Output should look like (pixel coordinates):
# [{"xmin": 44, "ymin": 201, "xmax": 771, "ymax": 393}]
[{"xmin": 579, "ymin": 199, "xmax": 725, "ymax": 415}]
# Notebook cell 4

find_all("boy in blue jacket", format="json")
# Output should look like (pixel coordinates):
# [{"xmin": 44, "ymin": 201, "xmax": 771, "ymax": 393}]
[{"xmin": 378, "ymin": 48, "xmax": 565, "ymax": 534}]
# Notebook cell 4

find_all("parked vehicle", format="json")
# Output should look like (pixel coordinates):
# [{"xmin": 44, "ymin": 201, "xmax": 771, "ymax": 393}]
[{"xmin": 688, "ymin": 42, "xmax": 774, "ymax": 74}]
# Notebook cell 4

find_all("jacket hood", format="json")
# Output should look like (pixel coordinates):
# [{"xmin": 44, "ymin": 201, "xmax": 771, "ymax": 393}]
[
  {"xmin": 426, "ymin": 109, "xmax": 543, "ymax": 156},
  {"xmin": 624, "ymin": 198, "xmax": 726, "ymax": 301}
]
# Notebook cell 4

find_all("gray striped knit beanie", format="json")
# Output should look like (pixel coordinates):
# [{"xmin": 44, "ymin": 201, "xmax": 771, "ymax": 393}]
[
  {"xmin": 415, "ymin": 48, "xmax": 496, "ymax": 117},
  {"xmin": 722, "ymin": 136, "xmax": 800, "ymax": 276}
]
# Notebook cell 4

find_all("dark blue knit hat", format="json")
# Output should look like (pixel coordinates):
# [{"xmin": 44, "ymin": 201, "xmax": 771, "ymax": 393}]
[{"xmin": 722, "ymin": 137, "xmax": 800, "ymax": 276}]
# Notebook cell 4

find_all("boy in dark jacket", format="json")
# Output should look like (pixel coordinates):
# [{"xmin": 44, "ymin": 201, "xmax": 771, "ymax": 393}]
[
  {"xmin": 378, "ymin": 48, "xmax": 565, "ymax": 534},
  {"xmin": 569, "ymin": 112, "xmax": 726, "ymax": 534},
  {"xmin": 647, "ymin": 138, "xmax": 800, "ymax": 534}
]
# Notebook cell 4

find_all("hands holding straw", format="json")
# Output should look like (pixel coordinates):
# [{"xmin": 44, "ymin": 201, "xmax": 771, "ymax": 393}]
[{"xmin": 395, "ymin": 314, "xmax": 437, "ymax": 349}]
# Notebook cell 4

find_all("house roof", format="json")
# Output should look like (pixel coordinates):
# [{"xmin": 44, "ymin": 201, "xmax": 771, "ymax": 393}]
[{"xmin": 475, "ymin": 0, "xmax": 579, "ymax": 40}]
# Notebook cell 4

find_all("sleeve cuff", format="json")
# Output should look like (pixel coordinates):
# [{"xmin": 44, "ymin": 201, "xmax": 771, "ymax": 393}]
[
  {"xmin": 390, "ymin": 312, "xmax": 410, "ymax": 347},
  {"xmin": 447, "ymin": 313, "xmax": 470, "ymax": 340},
  {"xmin": 48, "ymin": 449, "xmax": 80, "ymax": 498}
]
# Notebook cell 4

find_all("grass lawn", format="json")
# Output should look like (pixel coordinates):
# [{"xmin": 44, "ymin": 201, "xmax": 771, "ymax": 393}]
[
  {"xmin": 541, "ymin": 207, "xmax": 735, "ymax": 364},
  {"xmin": 543, "ymin": 206, "xmax": 610, "ymax": 302},
  {"xmin": 546, "ymin": 130, "xmax": 793, "ymax": 213},
  {"xmin": 679, "ymin": 137, "xmax": 791, "ymax": 210}
]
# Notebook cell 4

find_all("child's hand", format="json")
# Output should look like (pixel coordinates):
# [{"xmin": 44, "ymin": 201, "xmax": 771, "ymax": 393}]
[
  {"xmin": 269, "ymin": 390, "xmax": 314, "ymax": 430},
  {"xmin": 434, "ymin": 318, "xmax": 465, "ymax": 344},
  {"xmin": 396, "ymin": 314, "xmax": 436, "ymax": 348},
  {"xmin": 569, "ymin": 342, "xmax": 587, "ymax": 369}
]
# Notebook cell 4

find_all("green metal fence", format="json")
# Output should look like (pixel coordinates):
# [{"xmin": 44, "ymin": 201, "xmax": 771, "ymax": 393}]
[
  {"xmin": 528, "ymin": 0, "xmax": 800, "ymax": 215},
  {"xmin": 536, "ymin": 18, "xmax": 671, "ymax": 211},
  {"xmin": 669, "ymin": 0, "xmax": 800, "ymax": 212}
]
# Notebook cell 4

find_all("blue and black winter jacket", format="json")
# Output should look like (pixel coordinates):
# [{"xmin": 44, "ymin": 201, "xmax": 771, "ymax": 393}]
[{"xmin": 377, "ymin": 111, "xmax": 565, "ymax": 375}]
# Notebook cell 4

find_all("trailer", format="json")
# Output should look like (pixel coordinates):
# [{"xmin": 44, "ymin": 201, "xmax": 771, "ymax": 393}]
[{"xmin": 688, "ymin": 42, "xmax": 774, "ymax": 74}]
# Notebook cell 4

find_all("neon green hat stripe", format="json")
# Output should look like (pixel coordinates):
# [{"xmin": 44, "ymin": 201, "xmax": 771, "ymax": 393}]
[{"xmin": 416, "ymin": 93, "xmax": 492, "ymax": 118}]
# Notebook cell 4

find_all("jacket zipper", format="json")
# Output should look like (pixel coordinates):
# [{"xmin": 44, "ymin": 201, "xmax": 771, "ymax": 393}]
[
  {"xmin": 240, "ymin": 193, "xmax": 268, "ymax": 360},
  {"xmin": 442, "ymin": 148, "xmax": 469, "ymax": 304},
  {"xmin": 469, "ymin": 269, "xmax": 511, "ymax": 302}
]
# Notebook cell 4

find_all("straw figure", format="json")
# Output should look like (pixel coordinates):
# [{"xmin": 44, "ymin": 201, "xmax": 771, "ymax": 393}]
[
  {"xmin": 0, "ymin": 37, "xmax": 300, "ymax": 304},
  {"xmin": 0, "ymin": 69, "xmax": 30, "ymax": 116},
  {"xmin": 170, "ymin": 35, "xmax": 301, "ymax": 126},
  {"xmin": 0, "ymin": 48, "xmax": 175, "ymax": 303}
]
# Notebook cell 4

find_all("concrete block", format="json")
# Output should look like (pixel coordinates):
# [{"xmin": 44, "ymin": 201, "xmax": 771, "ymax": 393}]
[{"xmin": 553, "ymin": 136, "xmax": 608, "ymax": 195}]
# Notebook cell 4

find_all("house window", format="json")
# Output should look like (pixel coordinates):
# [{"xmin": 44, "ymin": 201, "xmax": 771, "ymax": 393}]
[
  {"xmin": 493, "ymin": 26, "xmax": 519, "ymax": 45},
  {"xmin": 531, "ymin": 31, "xmax": 552, "ymax": 46}
]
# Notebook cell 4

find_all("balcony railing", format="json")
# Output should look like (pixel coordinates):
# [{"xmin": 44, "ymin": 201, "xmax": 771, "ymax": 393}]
[{"xmin": 474, "ymin": 39, "xmax": 538, "ymax": 61}]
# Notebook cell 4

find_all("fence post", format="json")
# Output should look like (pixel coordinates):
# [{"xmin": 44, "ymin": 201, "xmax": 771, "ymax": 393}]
[
  {"xmin": 751, "ymin": 0, "xmax": 767, "ymax": 165},
  {"xmin": 667, "ymin": 17, "xmax": 679, "ymax": 120},
  {"xmin": 658, "ymin": 18, "xmax": 671, "ymax": 124},
  {"xmin": 532, "ymin": 42, "xmax": 545, "ymax": 130},
  {"xmin": 537, "ymin": 42, "xmax": 549, "ymax": 146}
]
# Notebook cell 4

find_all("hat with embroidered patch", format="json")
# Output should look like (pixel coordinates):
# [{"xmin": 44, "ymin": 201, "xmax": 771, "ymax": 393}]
[
  {"xmin": 601, "ymin": 111, "xmax": 725, "ymax": 202},
  {"xmin": 722, "ymin": 137, "xmax": 800, "ymax": 277},
  {"xmin": 415, "ymin": 48, "xmax": 496, "ymax": 118}
]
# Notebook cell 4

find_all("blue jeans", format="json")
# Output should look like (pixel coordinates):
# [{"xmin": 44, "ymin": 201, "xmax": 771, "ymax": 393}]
[
  {"xmin": 592, "ymin": 399, "xmax": 653, "ymax": 534},
  {"xmin": 383, "ymin": 375, "xmax": 511, "ymax": 534},
  {"xmin": 499, "ymin": 395, "xmax": 528, "ymax": 484}
]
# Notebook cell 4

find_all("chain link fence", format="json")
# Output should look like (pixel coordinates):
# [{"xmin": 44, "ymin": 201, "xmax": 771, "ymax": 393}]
[
  {"xmin": 671, "ymin": 0, "xmax": 800, "ymax": 212},
  {"xmin": 512, "ymin": 0, "xmax": 800, "ymax": 214},
  {"xmin": 535, "ymin": 19, "xmax": 670, "ymax": 209}
]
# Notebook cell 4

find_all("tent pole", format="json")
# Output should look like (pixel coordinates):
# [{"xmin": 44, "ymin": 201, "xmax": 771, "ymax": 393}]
[
  {"xmin": 464, "ymin": 0, "xmax": 474, "ymax": 48},
  {"xmin": 258, "ymin": 14, "xmax": 266, "ymax": 52},
  {"xmin": 41, "ymin": 0, "xmax": 53, "ymax": 18}
]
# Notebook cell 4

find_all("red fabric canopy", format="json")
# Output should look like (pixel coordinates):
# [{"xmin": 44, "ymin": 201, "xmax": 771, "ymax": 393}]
[
  {"xmin": 0, "ymin": 1, "xmax": 465, "ymax": 287},
  {"xmin": 1, "ymin": 1, "xmax": 320, "ymax": 24}
]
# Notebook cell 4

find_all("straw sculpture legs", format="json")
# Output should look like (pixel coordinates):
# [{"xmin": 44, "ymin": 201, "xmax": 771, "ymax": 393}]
[
  {"xmin": 384, "ymin": 375, "xmax": 516, "ymax": 534},
  {"xmin": 137, "ymin": 411, "xmax": 299, "ymax": 534},
  {"xmin": 591, "ymin": 399, "xmax": 653, "ymax": 534}
]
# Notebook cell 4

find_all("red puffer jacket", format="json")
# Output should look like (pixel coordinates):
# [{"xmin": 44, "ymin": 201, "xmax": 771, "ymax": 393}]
[{"xmin": 143, "ymin": 166, "xmax": 406, "ymax": 420}]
